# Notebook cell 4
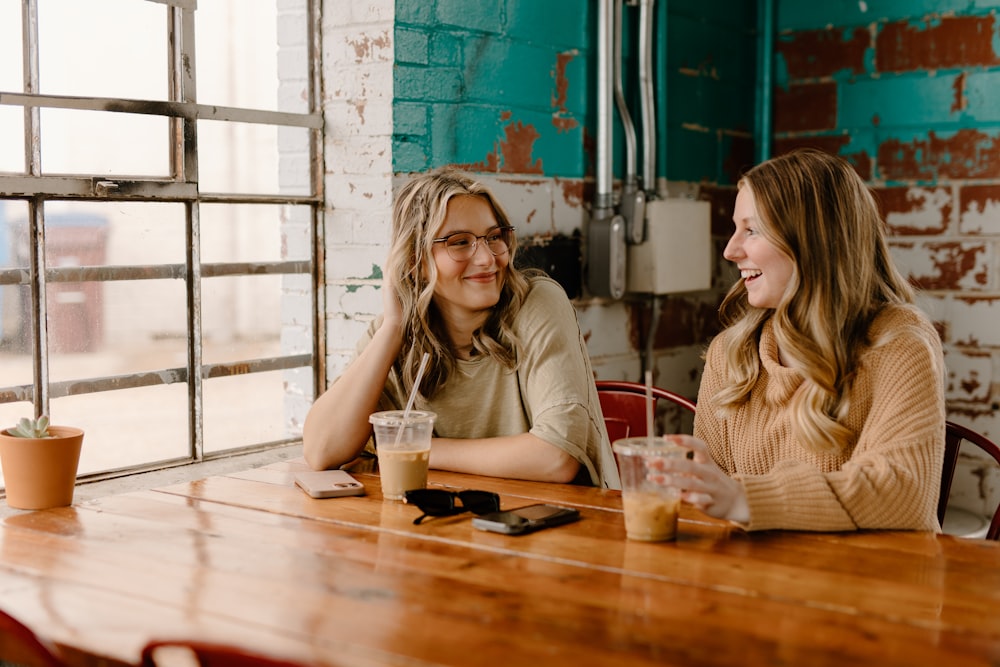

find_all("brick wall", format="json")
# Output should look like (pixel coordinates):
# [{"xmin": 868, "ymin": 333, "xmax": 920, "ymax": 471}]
[{"xmin": 774, "ymin": 0, "xmax": 1000, "ymax": 518}]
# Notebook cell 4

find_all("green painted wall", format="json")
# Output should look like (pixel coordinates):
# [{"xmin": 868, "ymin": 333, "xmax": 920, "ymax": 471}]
[{"xmin": 393, "ymin": 0, "xmax": 758, "ymax": 185}]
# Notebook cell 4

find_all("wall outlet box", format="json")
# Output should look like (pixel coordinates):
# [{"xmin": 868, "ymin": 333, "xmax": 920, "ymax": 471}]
[{"xmin": 626, "ymin": 198, "xmax": 712, "ymax": 295}]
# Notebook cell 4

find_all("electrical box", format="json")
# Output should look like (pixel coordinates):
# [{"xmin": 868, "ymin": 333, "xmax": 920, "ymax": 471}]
[{"xmin": 626, "ymin": 198, "xmax": 712, "ymax": 295}]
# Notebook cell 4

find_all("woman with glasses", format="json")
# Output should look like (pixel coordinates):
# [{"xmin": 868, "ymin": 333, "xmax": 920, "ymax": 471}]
[{"xmin": 303, "ymin": 168, "xmax": 621, "ymax": 488}]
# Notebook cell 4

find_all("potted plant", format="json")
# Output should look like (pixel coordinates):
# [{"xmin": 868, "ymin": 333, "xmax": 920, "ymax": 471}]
[{"xmin": 0, "ymin": 416, "xmax": 84, "ymax": 510}]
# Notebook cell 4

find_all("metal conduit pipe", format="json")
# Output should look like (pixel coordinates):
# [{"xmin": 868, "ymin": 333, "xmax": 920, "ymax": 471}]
[
  {"xmin": 595, "ymin": 0, "xmax": 615, "ymax": 214},
  {"xmin": 638, "ymin": 0, "xmax": 656, "ymax": 197},
  {"xmin": 755, "ymin": 0, "xmax": 775, "ymax": 163}
]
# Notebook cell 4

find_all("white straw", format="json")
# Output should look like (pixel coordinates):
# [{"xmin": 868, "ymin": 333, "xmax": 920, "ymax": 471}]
[
  {"xmin": 395, "ymin": 352, "xmax": 430, "ymax": 445},
  {"xmin": 644, "ymin": 369, "xmax": 654, "ymax": 444}
]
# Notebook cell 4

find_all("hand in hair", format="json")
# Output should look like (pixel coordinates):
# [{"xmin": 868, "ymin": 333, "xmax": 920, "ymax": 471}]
[
  {"xmin": 381, "ymin": 273, "xmax": 403, "ymax": 330},
  {"xmin": 648, "ymin": 435, "xmax": 750, "ymax": 525}
]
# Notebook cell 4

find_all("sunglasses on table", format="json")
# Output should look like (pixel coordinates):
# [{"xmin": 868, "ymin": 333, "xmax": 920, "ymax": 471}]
[{"xmin": 404, "ymin": 488, "xmax": 501, "ymax": 525}]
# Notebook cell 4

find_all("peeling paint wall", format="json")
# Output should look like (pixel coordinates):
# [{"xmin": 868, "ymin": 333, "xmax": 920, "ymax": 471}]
[
  {"xmin": 387, "ymin": 0, "xmax": 755, "ymax": 407},
  {"xmin": 775, "ymin": 0, "xmax": 1000, "ymax": 519}
]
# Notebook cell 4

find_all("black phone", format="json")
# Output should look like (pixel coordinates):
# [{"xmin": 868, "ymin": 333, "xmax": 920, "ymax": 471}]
[{"xmin": 471, "ymin": 503, "xmax": 580, "ymax": 535}]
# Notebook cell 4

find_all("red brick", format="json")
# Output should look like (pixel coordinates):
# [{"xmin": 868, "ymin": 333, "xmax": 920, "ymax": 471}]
[
  {"xmin": 878, "ymin": 129, "xmax": 1000, "ymax": 180},
  {"xmin": 893, "ymin": 240, "xmax": 989, "ymax": 290},
  {"xmin": 772, "ymin": 137, "xmax": 872, "ymax": 181},
  {"xmin": 959, "ymin": 184, "xmax": 1000, "ymax": 234},
  {"xmin": 777, "ymin": 27, "xmax": 869, "ymax": 80},
  {"xmin": 876, "ymin": 16, "xmax": 1000, "ymax": 72},
  {"xmin": 773, "ymin": 83, "xmax": 838, "ymax": 133},
  {"xmin": 873, "ymin": 186, "xmax": 951, "ymax": 236}
]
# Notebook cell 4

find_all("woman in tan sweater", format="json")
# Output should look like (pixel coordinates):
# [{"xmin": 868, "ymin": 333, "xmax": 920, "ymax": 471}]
[{"xmin": 659, "ymin": 148, "xmax": 946, "ymax": 532}]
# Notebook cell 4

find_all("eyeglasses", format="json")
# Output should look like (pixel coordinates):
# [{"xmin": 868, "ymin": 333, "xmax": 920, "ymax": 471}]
[
  {"xmin": 404, "ymin": 488, "xmax": 501, "ymax": 525},
  {"xmin": 432, "ymin": 226, "xmax": 515, "ymax": 262}
]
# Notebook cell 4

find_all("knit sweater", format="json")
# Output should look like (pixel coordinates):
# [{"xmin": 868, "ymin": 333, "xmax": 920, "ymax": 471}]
[{"xmin": 694, "ymin": 305, "xmax": 945, "ymax": 532}]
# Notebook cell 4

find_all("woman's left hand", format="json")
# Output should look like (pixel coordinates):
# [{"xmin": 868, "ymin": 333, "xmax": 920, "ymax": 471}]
[{"xmin": 651, "ymin": 434, "xmax": 750, "ymax": 525}]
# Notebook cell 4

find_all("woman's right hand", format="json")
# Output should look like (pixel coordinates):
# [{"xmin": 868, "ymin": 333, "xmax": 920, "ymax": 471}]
[{"xmin": 381, "ymin": 273, "xmax": 403, "ymax": 328}]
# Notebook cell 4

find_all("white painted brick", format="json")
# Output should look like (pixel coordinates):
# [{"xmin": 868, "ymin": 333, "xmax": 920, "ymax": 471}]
[
  {"xmin": 960, "ymin": 194, "xmax": 1000, "ymax": 235},
  {"xmin": 323, "ymin": 63, "xmax": 394, "ymax": 102},
  {"xmin": 575, "ymin": 300, "xmax": 633, "ymax": 357},
  {"xmin": 949, "ymin": 296, "xmax": 1000, "ymax": 347},
  {"xmin": 324, "ymin": 244, "xmax": 386, "ymax": 282},
  {"xmin": 944, "ymin": 349, "xmax": 992, "ymax": 403},
  {"xmin": 325, "ymin": 27, "xmax": 393, "ymax": 65},
  {"xmin": 884, "ymin": 187, "xmax": 953, "ymax": 232},
  {"xmin": 277, "ymin": 12, "xmax": 307, "ymax": 47},
  {"xmin": 325, "ymin": 314, "xmax": 372, "ymax": 351},
  {"xmin": 324, "ymin": 173, "xmax": 394, "ymax": 211}
]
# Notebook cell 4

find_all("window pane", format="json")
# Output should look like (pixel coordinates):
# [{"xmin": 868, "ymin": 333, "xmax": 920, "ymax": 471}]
[
  {"xmin": 38, "ymin": 0, "xmax": 167, "ymax": 100},
  {"xmin": 196, "ymin": 0, "xmax": 280, "ymax": 111},
  {"xmin": 40, "ymin": 109, "xmax": 170, "ymax": 176},
  {"xmin": 52, "ymin": 387, "xmax": 190, "ymax": 475},
  {"xmin": 0, "ymin": 3, "xmax": 22, "ymax": 91},
  {"xmin": 0, "ymin": 108, "xmax": 24, "ymax": 174},
  {"xmin": 43, "ymin": 201, "xmax": 186, "ymax": 265},
  {"xmin": 199, "ymin": 120, "xmax": 310, "ymax": 195},
  {"xmin": 0, "ymin": 202, "xmax": 30, "ymax": 376},
  {"xmin": 201, "ymin": 204, "xmax": 310, "ymax": 263},
  {"xmin": 203, "ymin": 275, "xmax": 283, "ymax": 364},
  {"xmin": 204, "ymin": 371, "xmax": 295, "ymax": 454}
]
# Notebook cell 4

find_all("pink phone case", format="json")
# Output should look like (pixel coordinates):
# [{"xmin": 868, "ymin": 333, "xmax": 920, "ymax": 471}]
[{"xmin": 294, "ymin": 470, "xmax": 366, "ymax": 498}]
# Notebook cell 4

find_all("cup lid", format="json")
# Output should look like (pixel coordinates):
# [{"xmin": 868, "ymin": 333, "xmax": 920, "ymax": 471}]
[
  {"xmin": 612, "ymin": 437, "xmax": 685, "ymax": 457},
  {"xmin": 369, "ymin": 410, "xmax": 437, "ymax": 425}
]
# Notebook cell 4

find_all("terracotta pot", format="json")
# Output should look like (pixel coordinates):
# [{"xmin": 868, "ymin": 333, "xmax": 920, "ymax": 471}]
[{"xmin": 0, "ymin": 426, "xmax": 84, "ymax": 510}]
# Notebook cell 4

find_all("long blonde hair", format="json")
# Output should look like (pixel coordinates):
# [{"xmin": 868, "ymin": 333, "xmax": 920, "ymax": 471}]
[
  {"xmin": 387, "ymin": 168, "xmax": 533, "ymax": 399},
  {"xmin": 715, "ymin": 148, "xmax": 919, "ymax": 453}
]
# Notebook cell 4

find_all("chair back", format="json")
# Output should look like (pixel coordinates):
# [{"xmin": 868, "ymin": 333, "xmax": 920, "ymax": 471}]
[
  {"xmin": 595, "ymin": 380, "xmax": 697, "ymax": 442},
  {"xmin": 141, "ymin": 640, "xmax": 319, "ymax": 667},
  {"xmin": 0, "ymin": 608, "xmax": 66, "ymax": 667},
  {"xmin": 941, "ymin": 421, "xmax": 1000, "ymax": 541}
]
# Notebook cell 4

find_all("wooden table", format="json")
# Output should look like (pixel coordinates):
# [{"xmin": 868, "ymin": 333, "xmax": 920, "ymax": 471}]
[{"xmin": 1, "ymin": 457, "xmax": 998, "ymax": 667}]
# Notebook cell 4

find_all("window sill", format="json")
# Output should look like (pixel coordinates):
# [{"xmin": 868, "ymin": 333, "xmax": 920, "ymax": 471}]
[{"xmin": 0, "ymin": 443, "xmax": 304, "ymax": 518}]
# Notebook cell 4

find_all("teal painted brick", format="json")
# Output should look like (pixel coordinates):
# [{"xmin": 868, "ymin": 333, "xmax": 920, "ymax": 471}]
[
  {"xmin": 394, "ymin": 64, "xmax": 464, "ymax": 102},
  {"xmin": 663, "ymin": 126, "xmax": 719, "ymax": 182},
  {"xmin": 428, "ymin": 103, "xmax": 585, "ymax": 176},
  {"xmin": 436, "ymin": 0, "xmax": 502, "ymax": 34},
  {"xmin": 778, "ymin": 0, "xmax": 1000, "ymax": 31},
  {"xmin": 668, "ymin": 14, "xmax": 756, "ymax": 83},
  {"xmin": 672, "ymin": 0, "xmax": 757, "ymax": 31},
  {"xmin": 395, "ymin": 27, "xmax": 429, "ymax": 65},
  {"xmin": 966, "ymin": 70, "xmax": 1000, "ymax": 122},
  {"xmin": 394, "ymin": 102, "xmax": 429, "ymax": 136},
  {"xmin": 462, "ymin": 38, "xmax": 572, "ymax": 111},
  {"xmin": 430, "ymin": 31, "xmax": 464, "ymax": 66},
  {"xmin": 840, "ymin": 76, "xmax": 940, "ymax": 129},
  {"xmin": 667, "ymin": 72, "xmax": 754, "ymax": 133},
  {"xmin": 396, "ymin": 0, "xmax": 436, "ymax": 27},
  {"xmin": 505, "ymin": 0, "xmax": 592, "ymax": 49},
  {"xmin": 393, "ymin": 136, "xmax": 429, "ymax": 173}
]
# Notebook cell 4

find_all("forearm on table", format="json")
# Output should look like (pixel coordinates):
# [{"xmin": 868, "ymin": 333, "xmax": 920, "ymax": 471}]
[
  {"xmin": 429, "ymin": 432, "xmax": 580, "ymax": 483},
  {"xmin": 303, "ymin": 327, "xmax": 401, "ymax": 470}
]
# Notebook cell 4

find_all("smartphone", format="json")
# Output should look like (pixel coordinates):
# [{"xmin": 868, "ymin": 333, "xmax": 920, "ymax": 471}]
[
  {"xmin": 471, "ymin": 503, "xmax": 580, "ymax": 535},
  {"xmin": 294, "ymin": 470, "xmax": 366, "ymax": 498}
]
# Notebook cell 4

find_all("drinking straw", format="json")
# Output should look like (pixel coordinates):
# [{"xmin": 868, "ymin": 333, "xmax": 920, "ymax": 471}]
[
  {"xmin": 645, "ymin": 368, "xmax": 655, "ymax": 444},
  {"xmin": 395, "ymin": 352, "xmax": 430, "ymax": 445}
]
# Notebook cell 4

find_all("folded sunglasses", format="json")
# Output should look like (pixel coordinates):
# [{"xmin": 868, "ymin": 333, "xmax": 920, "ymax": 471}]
[{"xmin": 403, "ymin": 488, "xmax": 501, "ymax": 525}]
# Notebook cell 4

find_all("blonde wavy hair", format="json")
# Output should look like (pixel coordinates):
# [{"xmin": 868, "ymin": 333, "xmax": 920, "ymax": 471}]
[
  {"xmin": 714, "ymin": 148, "xmax": 923, "ymax": 454},
  {"xmin": 386, "ymin": 168, "xmax": 534, "ymax": 400}
]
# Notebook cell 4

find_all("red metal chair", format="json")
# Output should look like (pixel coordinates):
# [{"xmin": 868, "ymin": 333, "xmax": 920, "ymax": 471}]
[
  {"xmin": 940, "ymin": 421, "xmax": 1000, "ymax": 541},
  {"xmin": 0, "ymin": 608, "xmax": 67, "ymax": 667},
  {"xmin": 141, "ymin": 640, "xmax": 320, "ymax": 667},
  {"xmin": 595, "ymin": 379, "xmax": 697, "ymax": 442}
]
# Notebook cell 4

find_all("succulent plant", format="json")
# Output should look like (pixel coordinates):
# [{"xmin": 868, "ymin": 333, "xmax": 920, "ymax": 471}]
[{"xmin": 7, "ymin": 416, "xmax": 53, "ymax": 438}]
